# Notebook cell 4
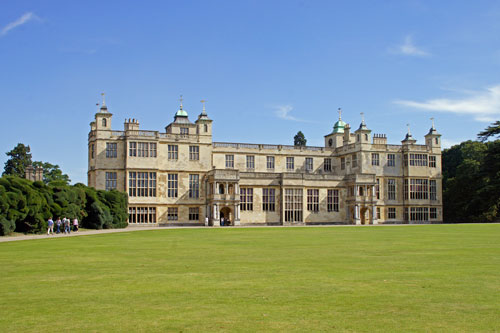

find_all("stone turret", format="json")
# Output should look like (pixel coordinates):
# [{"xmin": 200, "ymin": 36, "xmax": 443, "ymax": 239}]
[{"xmin": 425, "ymin": 118, "xmax": 441, "ymax": 150}]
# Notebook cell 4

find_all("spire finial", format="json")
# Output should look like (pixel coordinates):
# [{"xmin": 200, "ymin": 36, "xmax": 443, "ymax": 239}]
[
  {"xmin": 101, "ymin": 92, "xmax": 106, "ymax": 107},
  {"xmin": 431, "ymin": 117, "xmax": 435, "ymax": 129},
  {"xmin": 407, "ymin": 123, "xmax": 411, "ymax": 135},
  {"xmin": 360, "ymin": 112, "xmax": 365, "ymax": 124},
  {"xmin": 179, "ymin": 95, "xmax": 183, "ymax": 110},
  {"xmin": 338, "ymin": 107, "xmax": 342, "ymax": 120},
  {"xmin": 200, "ymin": 99, "xmax": 207, "ymax": 114}
]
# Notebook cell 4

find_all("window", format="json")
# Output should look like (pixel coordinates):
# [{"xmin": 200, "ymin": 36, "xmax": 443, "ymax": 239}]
[
  {"xmin": 430, "ymin": 180, "xmax": 437, "ymax": 201},
  {"xmin": 189, "ymin": 174, "xmax": 199, "ymax": 198},
  {"xmin": 409, "ymin": 154, "xmax": 428, "ymax": 166},
  {"xmin": 305, "ymin": 158, "xmax": 313, "ymax": 171},
  {"xmin": 106, "ymin": 143, "xmax": 117, "ymax": 158},
  {"xmin": 246, "ymin": 155, "xmax": 255, "ymax": 169},
  {"xmin": 189, "ymin": 207, "xmax": 199, "ymax": 221},
  {"xmin": 365, "ymin": 134, "xmax": 368, "ymax": 141},
  {"xmin": 180, "ymin": 127, "xmax": 189, "ymax": 135},
  {"xmin": 91, "ymin": 144, "xmax": 95, "ymax": 159},
  {"xmin": 388, "ymin": 179, "xmax": 396, "ymax": 200},
  {"xmin": 405, "ymin": 179, "xmax": 429, "ymax": 200},
  {"xmin": 404, "ymin": 207, "xmax": 409, "ymax": 221},
  {"xmin": 102, "ymin": 118, "xmax": 107, "ymax": 127},
  {"xmin": 372, "ymin": 153, "xmax": 379, "ymax": 166},
  {"xmin": 387, "ymin": 154, "xmax": 395, "ymax": 167},
  {"xmin": 240, "ymin": 188, "xmax": 253, "ymax": 211},
  {"xmin": 324, "ymin": 158, "xmax": 332, "ymax": 172},
  {"xmin": 307, "ymin": 189, "xmax": 319, "ymax": 212},
  {"xmin": 352, "ymin": 154, "xmax": 358, "ymax": 168},
  {"xmin": 377, "ymin": 207, "xmax": 380, "ymax": 219},
  {"xmin": 376, "ymin": 179, "xmax": 380, "ymax": 199},
  {"xmin": 168, "ymin": 174, "xmax": 178, "ymax": 198},
  {"xmin": 284, "ymin": 188, "xmax": 303, "ymax": 222},
  {"xmin": 129, "ymin": 142, "xmax": 137, "ymax": 157},
  {"xmin": 168, "ymin": 145, "xmax": 178, "ymax": 160},
  {"xmin": 435, "ymin": 137, "xmax": 439, "ymax": 144},
  {"xmin": 105, "ymin": 172, "xmax": 117, "ymax": 190},
  {"xmin": 189, "ymin": 146, "xmax": 199, "ymax": 160},
  {"xmin": 429, "ymin": 156, "xmax": 436, "ymax": 168},
  {"xmin": 149, "ymin": 143, "xmax": 157, "ymax": 157},
  {"xmin": 388, "ymin": 207, "xmax": 396, "ymax": 219},
  {"xmin": 267, "ymin": 156, "xmax": 275, "ymax": 170},
  {"xmin": 138, "ymin": 142, "xmax": 149, "ymax": 157},
  {"xmin": 262, "ymin": 188, "xmax": 276, "ymax": 212},
  {"xmin": 341, "ymin": 157, "xmax": 345, "ymax": 170},
  {"xmin": 225, "ymin": 155, "xmax": 234, "ymax": 168},
  {"xmin": 129, "ymin": 207, "xmax": 156, "ymax": 224},
  {"xmin": 404, "ymin": 154, "xmax": 408, "ymax": 167},
  {"xmin": 286, "ymin": 157, "xmax": 294, "ymax": 171},
  {"xmin": 430, "ymin": 207, "xmax": 437, "ymax": 219},
  {"xmin": 204, "ymin": 124, "xmax": 208, "ymax": 132},
  {"xmin": 167, "ymin": 207, "xmax": 178, "ymax": 221},
  {"xmin": 410, "ymin": 207, "xmax": 429, "ymax": 221},
  {"xmin": 128, "ymin": 172, "xmax": 156, "ymax": 197},
  {"xmin": 327, "ymin": 189, "xmax": 339, "ymax": 212}
]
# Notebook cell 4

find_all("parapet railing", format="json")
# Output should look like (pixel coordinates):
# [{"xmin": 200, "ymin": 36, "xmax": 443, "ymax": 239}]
[{"xmin": 213, "ymin": 142, "xmax": 326, "ymax": 152}]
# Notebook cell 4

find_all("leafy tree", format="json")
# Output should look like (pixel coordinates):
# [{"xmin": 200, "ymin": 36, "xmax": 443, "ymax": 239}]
[
  {"xmin": 33, "ymin": 161, "xmax": 71, "ymax": 185},
  {"xmin": 3, "ymin": 143, "xmax": 32, "ymax": 177},
  {"xmin": 478, "ymin": 120, "xmax": 500, "ymax": 142},
  {"xmin": 294, "ymin": 131, "xmax": 307, "ymax": 146}
]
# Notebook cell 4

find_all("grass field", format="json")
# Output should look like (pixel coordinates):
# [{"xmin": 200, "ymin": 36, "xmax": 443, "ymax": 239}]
[{"xmin": 0, "ymin": 224, "xmax": 499, "ymax": 332}]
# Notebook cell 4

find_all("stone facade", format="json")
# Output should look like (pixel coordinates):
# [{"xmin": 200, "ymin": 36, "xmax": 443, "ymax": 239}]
[{"xmin": 88, "ymin": 98, "xmax": 443, "ymax": 226}]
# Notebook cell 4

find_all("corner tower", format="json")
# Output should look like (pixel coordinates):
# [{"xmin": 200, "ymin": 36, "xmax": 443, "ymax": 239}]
[{"xmin": 325, "ymin": 108, "xmax": 346, "ymax": 148}]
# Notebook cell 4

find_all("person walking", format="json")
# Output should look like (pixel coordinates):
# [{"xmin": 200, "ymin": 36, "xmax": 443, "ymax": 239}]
[
  {"xmin": 205, "ymin": 216, "xmax": 209, "ymax": 227},
  {"xmin": 47, "ymin": 217, "xmax": 54, "ymax": 235},
  {"xmin": 73, "ymin": 218, "xmax": 79, "ymax": 232},
  {"xmin": 56, "ymin": 218, "xmax": 62, "ymax": 234},
  {"xmin": 64, "ymin": 217, "xmax": 71, "ymax": 234}
]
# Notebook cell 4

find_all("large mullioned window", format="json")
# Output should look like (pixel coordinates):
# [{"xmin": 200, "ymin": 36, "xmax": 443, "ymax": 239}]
[
  {"xmin": 409, "ymin": 154, "xmax": 428, "ymax": 166},
  {"xmin": 267, "ymin": 156, "xmax": 275, "ymax": 170},
  {"xmin": 327, "ymin": 189, "xmax": 339, "ymax": 212},
  {"xmin": 372, "ymin": 153, "xmax": 379, "ymax": 166},
  {"xmin": 129, "ymin": 207, "xmax": 156, "ymax": 223},
  {"xmin": 388, "ymin": 179, "xmax": 396, "ymax": 200},
  {"xmin": 168, "ymin": 145, "xmax": 178, "ymax": 160},
  {"xmin": 246, "ymin": 155, "xmax": 255, "ymax": 169},
  {"xmin": 168, "ymin": 174, "xmax": 178, "ymax": 198},
  {"xmin": 240, "ymin": 188, "xmax": 253, "ymax": 211},
  {"xmin": 189, "ymin": 146, "xmax": 199, "ymax": 160},
  {"xmin": 286, "ymin": 157, "xmax": 294, "ymax": 171},
  {"xmin": 262, "ymin": 188, "xmax": 276, "ymax": 212},
  {"xmin": 128, "ymin": 172, "xmax": 156, "ymax": 197},
  {"xmin": 225, "ymin": 155, "xmax": 234, "ymax": 168},
  {"xmin": 307, "ymin": 189, "xmax": 319, "ymax": 212},
  {"xmin": 189, "ymin": 174, "xmax": 199, "ymax": 198},
  {"xmin": 323, "ymin": 158, "xmax": 331, "ymax": 172},
  {"xmin": 105, "ymin": 172, "xmax": 117, "ymax": 190},
  {"xmin": 405, "ymin": 179, "xmax": 429, "ymax": 200},
  {"xmin": 285, "ymin": 189, "xmax": 303, "ymax": 222},
  {"xmin": 387, "ymin": 154, "xmax": 395, "ymax": 167},
  {"xmin": 106, "ymin": 143, "xmax": 117, "ymax": 158}
]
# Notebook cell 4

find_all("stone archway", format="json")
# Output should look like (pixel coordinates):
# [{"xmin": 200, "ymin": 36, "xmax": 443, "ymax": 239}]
[
  {"xmin": 360, "ymin": 207, "xmax": 368, "ymax": 225},
  {"xmin": 220, "ymin": 206, "xmax": 233, "ymax": 226}
]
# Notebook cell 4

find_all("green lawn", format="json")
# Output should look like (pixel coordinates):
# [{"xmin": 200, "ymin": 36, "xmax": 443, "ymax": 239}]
[{"xmin": 1, "ymin": 225, "xmax": 499, "ymax": 332}]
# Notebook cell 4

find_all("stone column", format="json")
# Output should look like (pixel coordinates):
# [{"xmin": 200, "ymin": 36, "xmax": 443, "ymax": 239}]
[
  {"xmin": 212, "ymin": 204, "xmax": 220, "ymax": 226},
  {"xmin": 234, "ymin": 204, "xmax": 241, "ymax": 226},
  {"xmin": 372, "ymin": 205, "xmax": 378, "ymax": 225},
  {"xmin": 354, "ymin": 204, "xmax": 361, "ymax": 225}
]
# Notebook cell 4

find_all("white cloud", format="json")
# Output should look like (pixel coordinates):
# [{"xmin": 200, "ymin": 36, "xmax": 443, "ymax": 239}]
[
  {"xmin": 392, "ymin": 35, "xmax": 430, "ymax": 57},
  {"xmin": 394, "ymin": 85, "xmax": 500, "ymax": 122},
  {"xmin": 1, "ymin": 12, "xmax": 39, "ymax": 37},
  {"xmin": 273, "ymin": 105, "xmax": 303, "ymax": 122},
  {"xmin": 441, "ymin": 138, "xmax": 462, "ymax": 149}
]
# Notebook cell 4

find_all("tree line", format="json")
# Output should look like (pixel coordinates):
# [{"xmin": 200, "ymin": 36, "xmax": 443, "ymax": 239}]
[{"xmin": 0, "ymin": 144, "xmax": 128, "ymax": 235}]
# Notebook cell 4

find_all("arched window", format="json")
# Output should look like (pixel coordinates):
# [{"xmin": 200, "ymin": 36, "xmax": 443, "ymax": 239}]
[
  {"xmin": 102, "ymin": 118, "xmax": 107, "ymax": 127},
  {"xmin": 204, "ymin": 124, "xmax": 208, "ymax": 132},
  {"xmin": 435, "ymin": 137, "xmax": 439, "ymax": 144},
  {"xmin": 365, "ymin": 134, "xmax": 368, "ymax": 141},
  {"xmin": 219, "ymin": 184, "xmax": 225, "ymax": 194},
  {"xmin": 228, "ymin": 184, "xmax": 234, "ymax": 194}
]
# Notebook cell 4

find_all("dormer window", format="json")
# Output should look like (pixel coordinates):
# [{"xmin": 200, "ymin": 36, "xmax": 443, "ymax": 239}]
[{"xmin": 181, "ymin": 127, "xmax": 189, "ymax": 135}]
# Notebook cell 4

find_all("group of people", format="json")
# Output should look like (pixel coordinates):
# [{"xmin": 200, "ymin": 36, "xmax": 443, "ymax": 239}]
[{"xmin": 47, "ymin": 217, "xmax": 79, "ymax": 235}]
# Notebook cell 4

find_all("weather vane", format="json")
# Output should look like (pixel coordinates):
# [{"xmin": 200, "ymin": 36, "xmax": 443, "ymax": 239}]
[{"xmin": 338, "ymin": 107, "xmax": 342, "ymax": 120}]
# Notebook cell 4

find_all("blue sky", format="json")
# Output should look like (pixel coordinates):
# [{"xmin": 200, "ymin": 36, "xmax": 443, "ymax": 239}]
[{"xmin": 1, "ymin": 0, "xmax": 500, "ymax": 184}]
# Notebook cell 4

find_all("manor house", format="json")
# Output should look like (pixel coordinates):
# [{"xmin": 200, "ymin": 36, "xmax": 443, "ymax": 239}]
[{"xmin": 88, "ymin": 95, "xmax": 443, "ymax": 226}]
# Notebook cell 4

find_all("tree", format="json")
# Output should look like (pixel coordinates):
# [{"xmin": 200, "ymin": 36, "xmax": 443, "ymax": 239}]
[
  {"xmin": 3, "ymin": 143, "xmax": 32, "ymax": 177},
  {"xmin": 294, "ymin": 131, "xmax": 307, "ymax": 146},
  {"xmin": 33, "ymin": 161, "xmax": 71, "ymax": 185},
  {"xmin": 478, "ymin": 120, "xmax": 500, "ymax": 142}
]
